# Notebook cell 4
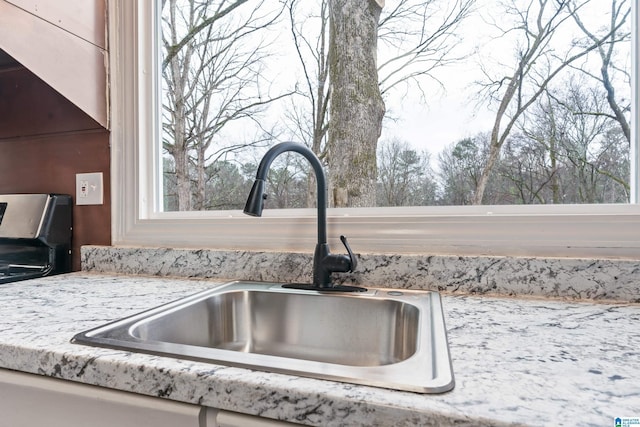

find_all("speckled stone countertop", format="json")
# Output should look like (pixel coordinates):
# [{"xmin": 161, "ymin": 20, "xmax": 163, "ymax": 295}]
[{"xmin": 0, "ymin": 273, "xmax": 638, "ymax": 426}]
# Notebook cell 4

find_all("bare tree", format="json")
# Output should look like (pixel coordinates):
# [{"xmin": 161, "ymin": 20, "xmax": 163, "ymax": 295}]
[
  {"xmin": 377, "ymin": 0, "xmax": 474, "ymax": 96},
  {"xmin": 509, "ymin": 75, "xmax": 630, "ymax": 204},
  {"xmin": 499, "ymin": 132, "xmax": 558, "ymax": 203},
  {"xmin": 162, "ymin": 0, "xmax": 249, "ymax": 70},
  {"xmin": 377, "ymin": 138, "xmax": 435, "ymax": 206},
  {"xmin": 163, "ymin": 0, "xmax": 199, "ymax": 210},
  {"xmin": 327, "ymin": 0, "xmax": 385, "ymax": 207},
  {"xmin": 162, "ymin": 0, "xmax": 290, "ymax": 210},
  {"xmin": 285, "ymin": 0, "xmax": 331, "ymax": 156},
  {"xmin": 283, "ymin": 0, "xmax": 331, "ymax": 207},
  {"xmin": 265, "ymin": 153, "xmax": 309, "ymax": 208},
  {"xmin": 510, "ymin": 91, "xmax": 564, "ymax": 203},
  {"xmin": 283, "ymin": 0, "xmax": 474, "ymax": 208},
  {"xmin": 553, "ymin": 78, "xmax": 629, "ymax": 202},
  {"xmin": 204, "ymin": 160, "xmax": 250, "ymax": 209},
  {"xmin": 569, "ymin": 0, "xmax": 631, "ymax": 144},
  {"xmin": 472, "ymin": 0, "xmax": 627, "ymax": 204},
  {"xmin": 437, "ymin": 135, "xmax": 488, "ymax": 205}
]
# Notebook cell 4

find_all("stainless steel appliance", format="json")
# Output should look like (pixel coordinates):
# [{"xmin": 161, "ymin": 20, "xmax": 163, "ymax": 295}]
[{"xmin": 0, "ymin": 194, "xmax": 72, "ymax": 284}]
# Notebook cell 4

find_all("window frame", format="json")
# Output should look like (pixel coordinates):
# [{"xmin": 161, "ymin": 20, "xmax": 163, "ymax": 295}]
[{"xmin": 108, "ymin": 0, "xmax": 640, "ymax": 259}]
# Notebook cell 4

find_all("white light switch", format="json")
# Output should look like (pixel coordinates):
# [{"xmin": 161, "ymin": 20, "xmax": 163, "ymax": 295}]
[{"xmin": 76, "ymin": 172, "xmax": 104, "ymax": 205}]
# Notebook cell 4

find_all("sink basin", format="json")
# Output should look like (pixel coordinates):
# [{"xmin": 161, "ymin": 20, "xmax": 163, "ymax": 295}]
[{"xmin": 72, "ymin": 281, "xmax": 454, "ymax": 393}]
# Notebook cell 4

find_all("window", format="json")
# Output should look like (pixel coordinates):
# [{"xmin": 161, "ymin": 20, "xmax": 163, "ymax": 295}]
[
  {"xmin": 160, "ymin": 0, "xmax": 633, "ymax": 210},
  {"xmin": 109, "ymin": 0, "xmax": 640, "ymax": 258}
]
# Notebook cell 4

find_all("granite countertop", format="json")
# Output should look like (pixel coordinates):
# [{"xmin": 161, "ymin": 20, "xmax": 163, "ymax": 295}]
[{"xmin": 0, "ymin": 272, "xmax": 638, "ymax": 426}]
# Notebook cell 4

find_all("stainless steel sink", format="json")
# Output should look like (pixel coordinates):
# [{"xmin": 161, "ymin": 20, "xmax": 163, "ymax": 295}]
[{"xmin": 72, "ymin": 281, "xmax": 454, "ymax": 393}]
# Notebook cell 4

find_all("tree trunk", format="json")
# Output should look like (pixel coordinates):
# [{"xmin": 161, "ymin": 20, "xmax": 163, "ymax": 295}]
[
  {"xmin": 327, "ymin": 0, "xmax": 385, "ymax": 207},
  {"xmin": 193, "ymin": 145, "xmax": 207, "ymax": 210},
  {"xmin": 170, "ymin": 50, "xmax": 192, "ymax": 211},
  {"xmin": 166, "ymin": 0, "xmax": 193, "ymax": 211}
]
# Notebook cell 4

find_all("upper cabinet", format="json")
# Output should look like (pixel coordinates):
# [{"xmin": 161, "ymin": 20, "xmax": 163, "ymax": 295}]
[{"xmin": 0, "ymin": 0, "xmax": 108, "ymax": 129}]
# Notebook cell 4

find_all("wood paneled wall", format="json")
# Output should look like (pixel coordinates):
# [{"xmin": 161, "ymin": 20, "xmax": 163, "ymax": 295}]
[
  {"xmin": 0, "ymin": 63, "xmax": 111, "ymax": 271},
  {"xmin": 0, "ymin": 0, "xmax": 108, "ymax": 127}
]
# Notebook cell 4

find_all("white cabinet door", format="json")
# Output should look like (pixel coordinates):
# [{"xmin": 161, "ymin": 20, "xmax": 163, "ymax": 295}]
[
  {"xmin": 213, "ymin": 408, "xmax": 303, "ymax": 427},
  {"xmin": 0, "ymin": 369, "xmax": 202, "ymax": 427}
]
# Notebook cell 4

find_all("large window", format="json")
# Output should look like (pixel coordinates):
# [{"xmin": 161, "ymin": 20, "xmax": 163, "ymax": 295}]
[
  {"xmin": 109, "ymin": 0, "xmax": 640, "ymax": 257},
  {"xmin": 159, "ymin": 0, "xmax": 632, "ymax": 210}
]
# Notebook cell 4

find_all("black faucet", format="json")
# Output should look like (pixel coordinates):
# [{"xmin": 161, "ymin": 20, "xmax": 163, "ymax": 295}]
[{"xmin": 244, "ymin": 142, "xmax": 359, "ymax": 290}]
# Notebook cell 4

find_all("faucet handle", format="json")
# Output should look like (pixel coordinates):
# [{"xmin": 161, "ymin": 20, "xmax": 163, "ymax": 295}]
[{"xmin": 339, "ymin": 235, "xmax": 358, "ymax": 272}]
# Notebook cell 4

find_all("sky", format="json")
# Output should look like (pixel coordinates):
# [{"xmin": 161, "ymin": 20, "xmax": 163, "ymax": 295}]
[{"xmin": 381, "ymin": 68, "xmax": 495, "ymax": 157}]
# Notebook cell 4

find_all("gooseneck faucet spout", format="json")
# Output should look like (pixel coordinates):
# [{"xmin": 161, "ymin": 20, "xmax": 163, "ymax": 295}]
[{"xmin": 244, "ymin": 142, "xmax": 358, "ymax": 289}]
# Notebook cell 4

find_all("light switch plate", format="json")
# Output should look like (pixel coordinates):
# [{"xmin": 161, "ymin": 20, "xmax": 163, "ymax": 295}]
[{"xmin": 76, "ymin": 172, "xmax": 104, "ymax": 205}]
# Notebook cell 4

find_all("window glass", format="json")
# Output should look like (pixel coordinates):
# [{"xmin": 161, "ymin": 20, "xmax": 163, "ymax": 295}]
[{"xmin": 159, "ymin": 0, "xmax": 633, "ymax": 211}]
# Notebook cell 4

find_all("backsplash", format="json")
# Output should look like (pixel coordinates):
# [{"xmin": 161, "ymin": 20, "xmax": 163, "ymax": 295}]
[{"xmin": 81, "ymin": 246, "xmax": 640, "ymax": 302}]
